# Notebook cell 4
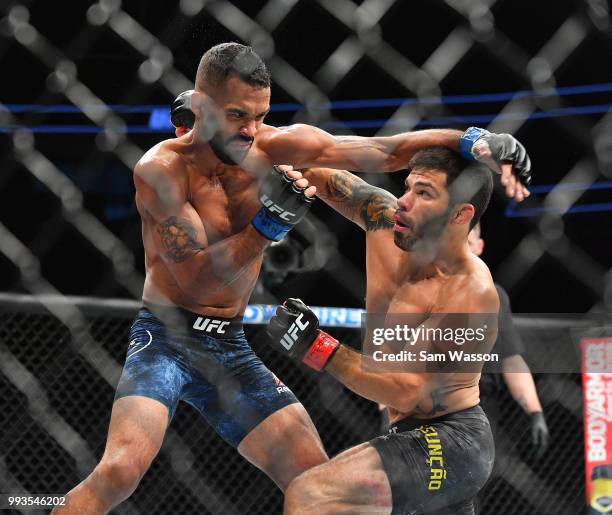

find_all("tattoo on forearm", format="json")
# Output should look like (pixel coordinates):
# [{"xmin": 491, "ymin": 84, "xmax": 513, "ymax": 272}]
[
  {"xmin": 327, "ymin": 171, "xmax": 396, "ymax": 231},
  {"xmin": 157, "ymin": 216, "xmax": 203, "ymax": 262}
]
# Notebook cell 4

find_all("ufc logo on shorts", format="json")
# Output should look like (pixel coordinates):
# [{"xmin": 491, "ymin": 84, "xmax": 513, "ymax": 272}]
[
  {"xmin": 193, "ymin": 317, "xmax": 230, "ymax": 334},
  {"xmin": 280, "ymin": 313, "xmax": 309, "ymax": 350},
  {"xmin": 260, "ymin": 194, "xmax": 296, "ymax": 221}
]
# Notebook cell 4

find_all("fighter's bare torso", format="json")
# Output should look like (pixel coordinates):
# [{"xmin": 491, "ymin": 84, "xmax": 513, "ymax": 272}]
[
  {"xmin": 135, "ymin": 131, "xmax": 278, "ymax": 317},
  {"xmin": 304, "ymin": 166, "xmax": 499, "ymax": 423},
  {"xmin": 131, "ymin": 116, "xmax": 399, "ymax": 317},
  {"xmin": 365, "ymin": 228, "xmax": 498, "ymax": 422}
]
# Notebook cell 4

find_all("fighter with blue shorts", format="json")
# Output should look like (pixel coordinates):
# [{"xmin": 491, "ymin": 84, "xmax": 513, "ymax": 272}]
[{"xmin": 117, "ymin": 303, "xmax": 298, "ymax": 448}]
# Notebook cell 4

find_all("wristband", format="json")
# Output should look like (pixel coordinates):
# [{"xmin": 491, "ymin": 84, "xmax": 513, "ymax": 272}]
[
  {"xmin": 302, "ymin": 331, "xmax": 340, "ymax": 371},
  {"xmin": 459, "ymin": 127, "xmax": 487, "ymax": 161},
  {"xmin": 251, "ymin": 208, "xmax": 291, "ymax": 242}
]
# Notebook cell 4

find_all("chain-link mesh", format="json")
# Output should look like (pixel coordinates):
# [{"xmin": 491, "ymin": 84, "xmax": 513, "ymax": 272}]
[
  {"xmin": 1, "ymin": 0, "xmax": 610, "ymax": 311},
  {"xmin": 1, "ymin": 0, "xmax": 610, "ymax": 514},
  {"xmin": 0, "ymin": 298, "xmax": 380, "ymax": 515},
  {"xmin": 0, "ymin": 297, "xmax": 585, "ymax": 514}
]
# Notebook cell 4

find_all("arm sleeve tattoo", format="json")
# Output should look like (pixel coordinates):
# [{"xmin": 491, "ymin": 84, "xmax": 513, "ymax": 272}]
[
  {"xmin": 157, "ymin": 216, "xmax": 204, "ymax": 263},
  {"xmin": 326, "ymin": 171, "xmax": 396, "ymax": 231}
]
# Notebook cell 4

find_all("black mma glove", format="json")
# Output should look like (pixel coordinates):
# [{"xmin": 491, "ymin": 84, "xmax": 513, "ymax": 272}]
[
  {"xmin": 530, "ymin": 411, "xmax": 550, "ymax": 461},
  {"xmin": 171, "ymin": 90, "xmax": 195, "ymax": 130},
  {"xmin": 266, "ymin": 298, "xmax": 340, "ymax": 371},
  {"xmin": 460, "ymin": 127, "xmax": 532, "ymax": 186},
  {"xmin": 251, "ymin": 167, "xmax": 314, "ymax": 242}
]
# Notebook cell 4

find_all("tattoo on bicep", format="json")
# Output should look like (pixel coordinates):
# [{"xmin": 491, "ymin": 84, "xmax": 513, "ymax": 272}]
[
  {"xmin": 327, "ymin": 171, "xmax": 396, "ymax": 231},
  {"xmin": 156, "ymin": 216, "xmax": 203, "ymax": 263}
]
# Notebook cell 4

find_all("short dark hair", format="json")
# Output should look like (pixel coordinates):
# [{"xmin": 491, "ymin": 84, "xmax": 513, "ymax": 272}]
[
  {"xmin": 195, "ymin": 42, "xmax": 271, "ymax": 91},
  {"xmin": 407, "ymin": 146, "xmax": 493, "ymax": 230}
]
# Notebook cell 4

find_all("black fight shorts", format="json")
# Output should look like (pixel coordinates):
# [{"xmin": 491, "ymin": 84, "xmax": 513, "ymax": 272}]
[{"xmin": 370, "ymin": 405, "xmax": 494, "ymax": 515}]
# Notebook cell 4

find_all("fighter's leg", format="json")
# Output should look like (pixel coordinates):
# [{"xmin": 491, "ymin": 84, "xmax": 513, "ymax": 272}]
[
  {"xmin": 283, "ymin": 442, "xmax": 393, "ymax": 515},
  {"xmin": 55, "ymin": 309, "xmax": 186, "ymax": 514},
  {"xmin": 182, "ymin": 331, "xmax": 329, "ymax": 491},
  {"xmin": 238, "ymin": 402, "xmax": 328, "ymax": 491},
  {"xmin": 52, "ymin": 396, "xmax": 169, "ymax": 514},
  {"xmin": 283, "ymin": 439, "xmax": 480, "ymax": 515}
]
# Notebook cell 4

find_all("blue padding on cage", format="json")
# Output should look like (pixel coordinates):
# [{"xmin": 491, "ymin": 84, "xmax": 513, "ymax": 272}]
[{"xmin": 243, "ymin": 304, "xmax": 364, "ymax": 328}]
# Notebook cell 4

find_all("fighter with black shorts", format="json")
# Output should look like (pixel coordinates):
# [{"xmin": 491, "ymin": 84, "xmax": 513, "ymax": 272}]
[
  {"xmin": 264, "ymin": 146, "xmax": 532, "ymax": 514},
  {"xmin": 374, "ymin": 407, "xmax": 494, "ymax": 514},
  {"xmin": 53, "ymin": 43, "xmax": 529, "ymax": 514}
]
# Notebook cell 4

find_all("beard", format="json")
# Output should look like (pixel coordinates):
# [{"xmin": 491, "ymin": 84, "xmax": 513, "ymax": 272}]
[
  {"xmin": 209, "ymin": 132, "xmax": 253, "ymax": 165},
  {"xmin": 393, "ymin": 208, "xmax": 451, "ymax": 252}
]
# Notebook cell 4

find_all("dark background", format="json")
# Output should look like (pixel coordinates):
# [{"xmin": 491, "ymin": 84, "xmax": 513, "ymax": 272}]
[
  {"xmin": 0, "ymin": 2, "xmax": 608, "ymax": 514},
  {"xmin": 1, "ymin": 0, "xmax": 611, "ymax": 314}
]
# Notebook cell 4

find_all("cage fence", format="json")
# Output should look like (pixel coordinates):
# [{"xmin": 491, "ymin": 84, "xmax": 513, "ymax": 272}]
[
  {"xmin": 0, "ymin": 294, "xmax": 588, "ymax": 515},
  {"xmin": 0, "ymin": 0, "xmax": 611, "ymax": 514}
]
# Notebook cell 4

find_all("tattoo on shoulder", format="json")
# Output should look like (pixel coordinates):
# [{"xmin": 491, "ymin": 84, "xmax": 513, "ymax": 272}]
[
  {"xmin": 327, "ymin": 171, "xmax": 396, "ymax": 231},
  {"xmin": 157, "ymin": 216, "xmax": 203, "ymax": 263}
]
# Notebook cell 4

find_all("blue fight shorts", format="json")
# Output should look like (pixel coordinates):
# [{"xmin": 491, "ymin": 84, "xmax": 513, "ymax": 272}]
[{"xmin": 115, "ymin": 304, "xmax": 299, "ymax": 448}]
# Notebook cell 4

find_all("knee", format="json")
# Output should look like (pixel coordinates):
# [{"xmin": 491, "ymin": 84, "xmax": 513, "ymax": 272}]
[
  {"xmin": 95, "ymin": 455, "xmax": 147, "ymax": 498},
  {"xmin": 284, "ymin": 473, "xmax": 321, "ymax": 515}
]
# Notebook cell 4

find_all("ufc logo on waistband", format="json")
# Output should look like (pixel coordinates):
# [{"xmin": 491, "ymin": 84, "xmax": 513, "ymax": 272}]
[
  {"xmin": 193, "ymin": 317, "xmax": 230, "ymax": 334},
  {"xmin": 260, "ymin": 194, "xmax": 296, "ymax": 221},
  {"xmin": 280, "ymin": 313, "xmax": 309, "ymax": 350}
]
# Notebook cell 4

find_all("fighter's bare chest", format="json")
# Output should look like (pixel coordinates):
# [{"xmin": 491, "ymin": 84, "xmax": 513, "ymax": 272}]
[
  {"xmin": 386, "ymin": 280, "xmax": 445, "ymax": 313},
  {"xmin": 188, "ymin": 173, "xmax": 260, "ymax": 244},
  {"xmin": 369, "ymin": 277, "xmax": 446, "ymax": 316},
  {"xmin": 365, "ymin": 234, "xmax": 451, "ymax": 314},
  {"xmin": 367, "ymin": 259, "xmax": 449, "ymax": 315}
]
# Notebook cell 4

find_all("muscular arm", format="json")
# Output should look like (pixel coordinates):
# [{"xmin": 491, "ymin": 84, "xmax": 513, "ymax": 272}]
[
  {"xmin": 502, "ymin": 354, "xmax": 544, "ymax": 413},
  {"xmin": 326, "ymin": 345, "xmax": 431, "ymax": 412},
  {"xmin": 135, "ymin": 160, "xmax": 270, "ymax": 301},
  {"xmin": 258, "ymin": 124, "xmax": 462, "ymax": 173},
  {"xmin": 302, "ymin": 167, "xmax": 397, "ymax": 231}
]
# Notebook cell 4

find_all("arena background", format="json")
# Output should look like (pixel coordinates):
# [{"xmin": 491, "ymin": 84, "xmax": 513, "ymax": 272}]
[{"xmin": 0, "ymin": 0, "xmax": 611, "ymax": 513}]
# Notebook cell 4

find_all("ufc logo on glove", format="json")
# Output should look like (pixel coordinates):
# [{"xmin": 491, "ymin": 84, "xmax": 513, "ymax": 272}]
[
  {"xmin": 260, "ymin": 194, "xmax": 296, "ymax": 221},
  {"xmin": 280, "ymin": 314, "xmax": 310, "ymax": 350}
]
